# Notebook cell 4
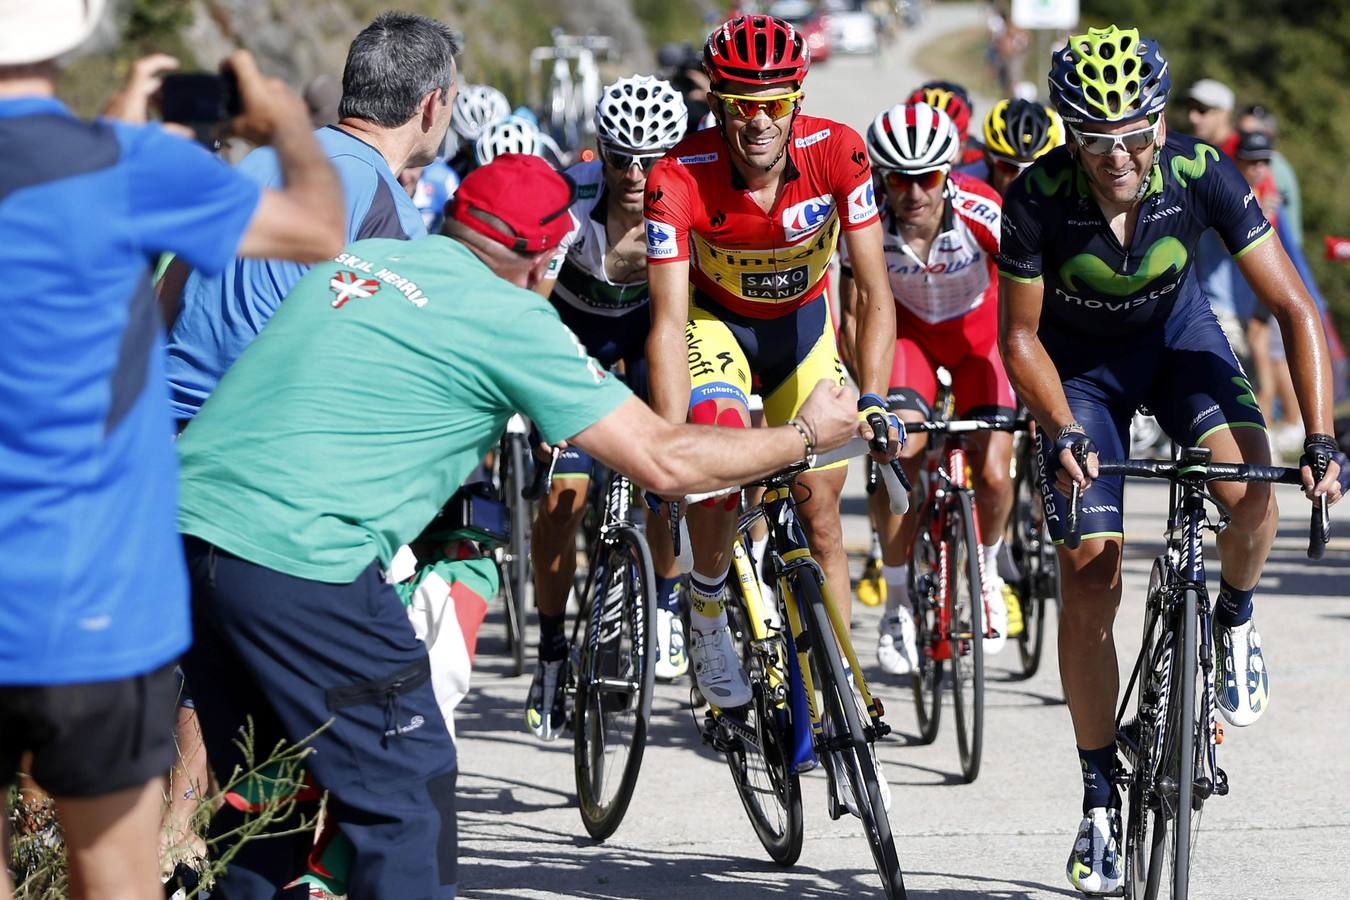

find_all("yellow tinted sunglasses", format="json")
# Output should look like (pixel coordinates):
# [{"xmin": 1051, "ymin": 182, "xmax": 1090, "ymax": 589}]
[{"xmin": 712, "ymin": 89, "xmax": 803, "ymax": 121}]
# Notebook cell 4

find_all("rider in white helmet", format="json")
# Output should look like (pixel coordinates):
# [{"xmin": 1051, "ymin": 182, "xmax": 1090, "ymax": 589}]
[
  {"xmin": 524, "ymin": 75, "xmax": 691, "ymax": 741},
  {"xmin": 473, "ymin": 115, "xmax": 544, "ymax": 166},
  {"xmin": 840, "ymin": 101, "xmax": 1017, "ymax": 677}
]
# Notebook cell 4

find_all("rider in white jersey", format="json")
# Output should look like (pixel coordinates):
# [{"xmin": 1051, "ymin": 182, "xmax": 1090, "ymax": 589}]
[
  {"xmin": 525, "ymin": 76, "xmax": 690, "ymax": 741},
  {"xmin": 840, "ymin": 102, "xmax": 1016, "ymax": 675}
]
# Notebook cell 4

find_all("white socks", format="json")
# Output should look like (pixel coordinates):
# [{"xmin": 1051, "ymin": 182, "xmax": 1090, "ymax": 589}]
[{"xmin": 882, "ymin": 563, "xmax": 909, "ymax": 617}]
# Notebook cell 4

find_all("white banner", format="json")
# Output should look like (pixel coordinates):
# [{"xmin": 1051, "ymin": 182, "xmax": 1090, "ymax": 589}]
[{"xmin": 1011, "ymin": 0, "xmax": 1079, "ymax": 30}]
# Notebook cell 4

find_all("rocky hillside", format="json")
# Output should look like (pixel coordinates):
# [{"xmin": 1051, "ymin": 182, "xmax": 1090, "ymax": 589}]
[{"xmin": 64, "ymin": 0, "xmax": 715, "ymax": 115}]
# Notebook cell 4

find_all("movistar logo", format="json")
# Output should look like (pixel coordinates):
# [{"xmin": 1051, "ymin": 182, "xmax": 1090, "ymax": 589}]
[
  {"xmin": 1028, "ymin": 166, "xmax": 1073, "ymax": 197},
  {"xmin": 1059, "ymin": 236, "xmax": 1188, "ymax": 297},
  {"xmin": 1170, "ymin": 143, "xmax": 1219, "ymax": 188},
  {"xmin": 1232, "ymin": 376, "xmax": 1260, "ymax": 411}
]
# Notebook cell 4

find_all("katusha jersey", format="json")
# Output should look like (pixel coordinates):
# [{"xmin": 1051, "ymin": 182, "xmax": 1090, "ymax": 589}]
[
  {"xmin": 545, "ymin": 160, "xmax": 650, "ymax": 317},
  {"xmin": 644, "ymin": 114, "xmax": 880, "ymax": 318},
  {"xmin": 997, "ymin": 133, "xmax": 1272, "ymax": 337},
  {"xmin": 840, "ymin": 171, "xmax": 1001, "ymax": 325}
]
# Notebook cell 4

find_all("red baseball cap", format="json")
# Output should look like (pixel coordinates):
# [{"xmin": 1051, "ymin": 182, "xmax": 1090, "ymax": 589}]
[{"xmin": 447, "ymin": 154, "xmax": 576, "ymax": 254}]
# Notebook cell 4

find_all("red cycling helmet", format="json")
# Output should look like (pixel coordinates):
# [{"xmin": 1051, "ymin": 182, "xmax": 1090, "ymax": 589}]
[
  {"xmin": 907, "ymin": 83, "xmax": 973, "ymax": 143},
  {"xmin": 703, "ymin": 15, "xmax": 810, "ymax": 89}
]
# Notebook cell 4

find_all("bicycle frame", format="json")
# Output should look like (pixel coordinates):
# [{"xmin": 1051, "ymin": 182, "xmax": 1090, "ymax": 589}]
[
  {"xmin": 914, "ymin": 435, "xmax": 987, "ymax": 657},
  {"xmin": 712, "ymin": 484, "xmax": 888, "ymax": 750}
]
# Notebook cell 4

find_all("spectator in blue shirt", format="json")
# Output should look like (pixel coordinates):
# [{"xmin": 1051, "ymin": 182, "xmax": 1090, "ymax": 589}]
[
  {"xmin": 0, "ymin": 2, "xmax": 344, "ymax": 898},
  {"xmin": 165, "ymin": 11, "xmax": 460, "ymax": 423}
]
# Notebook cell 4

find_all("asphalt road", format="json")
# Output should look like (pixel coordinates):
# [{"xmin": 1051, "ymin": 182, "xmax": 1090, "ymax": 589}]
[{"xmin": 454, "ymin": 7, "xmax": 1350, "ymax": 898}]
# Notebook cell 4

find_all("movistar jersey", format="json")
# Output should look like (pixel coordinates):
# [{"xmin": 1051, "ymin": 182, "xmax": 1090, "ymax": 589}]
[
  {"xmin": 644, "ymin": 114, "xmax": 879, "ymax": 319},
  {"xmin": 546, "ymin": 160, "xmax": 649, "ymax": 317},
  {"xmin": 997, "ymin": 134, "xmax": 1272, "ymax": 337}
]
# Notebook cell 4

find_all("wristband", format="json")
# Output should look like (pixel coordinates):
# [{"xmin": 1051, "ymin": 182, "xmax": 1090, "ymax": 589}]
[
  {"xmin": 1056, "ymin": 422, "xmax": 1087, "ymax": 442},
  {"xmin": 858, "ymin": 392, "xmax": 889, "ymax": 415},
  {"xmin": 1304, "ymin": 433, "xmax": 1337, "ymax": 451},
  {"xmin": 788, "ymin": 418, "xmax": 816, "ymax": 467}
]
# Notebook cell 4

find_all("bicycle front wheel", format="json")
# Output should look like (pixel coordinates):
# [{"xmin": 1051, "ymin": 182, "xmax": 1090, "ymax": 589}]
[
  {"xmin": 799, "ymin": 572, "xmax": 906, "ymax": 899},
  {"xmin": 909, "ymin": 525, "xmax": 942, "ymax": 745},
  {"xmin": 572, "ymin": 524, "xmax": 656, "ymax": 840},
  {"xmin": 1010, "ymin": 435, "xmax": 1052, "ymax": 679},
  {"xmin": 947, "ymin": 489, "xmax": 985, "ymax": 784},
  {"xmin": 722, "ymin": 568, "xmax": 803, "ymax": 865}
]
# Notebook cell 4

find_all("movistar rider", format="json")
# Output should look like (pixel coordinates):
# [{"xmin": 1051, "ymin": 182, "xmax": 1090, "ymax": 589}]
[
  {"xmin": 997, "ymin": 26, "xmax": 1344, "ymax": 894},
  {"xmin": 525, "ymin": 76, "xmax": 690, "ymax": 740}
]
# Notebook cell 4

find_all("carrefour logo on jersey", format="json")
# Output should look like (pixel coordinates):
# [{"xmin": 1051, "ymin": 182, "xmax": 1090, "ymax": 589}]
[
  {"xmin": 781, "ymin": 195, "xmax": 834, "ymax": 243},
  {"xmin": 646, "ymin": 221, "xmax": 678, "ymax": 259},
  {"xmin": 847, "ymin": 181, "xmax": 877, "ymax": 225}
]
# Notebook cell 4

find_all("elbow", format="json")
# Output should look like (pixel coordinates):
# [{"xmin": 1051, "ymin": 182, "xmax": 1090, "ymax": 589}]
[{"xmin": 299, "ymin": 221, "xmax": 346, "ymax": 263}]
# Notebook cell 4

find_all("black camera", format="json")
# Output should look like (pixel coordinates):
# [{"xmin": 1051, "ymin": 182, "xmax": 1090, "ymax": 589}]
[
  {"xmin": 422, "ymin": 481, "xmax": 511, "ymax": 546},
  {"xmin": 160, "ymin": 72, "xmax": 242, "ymax": 126}
]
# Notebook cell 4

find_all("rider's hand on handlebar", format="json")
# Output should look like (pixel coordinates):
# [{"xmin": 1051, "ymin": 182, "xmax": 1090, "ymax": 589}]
[
  {"xmin": 797, "ymin": 380, "xmax": 858, "ymax": 453},
  {"xmin": 1299, "ymin": 435, "xmax": 1347, "ymax": 505},
  {"xmin": 1054, "ymin": 429, "xmax": 1099, "ymax": 495},
  {"xmin": 857, "ymin": 392, "xmax": 903, "ymax": 462}
]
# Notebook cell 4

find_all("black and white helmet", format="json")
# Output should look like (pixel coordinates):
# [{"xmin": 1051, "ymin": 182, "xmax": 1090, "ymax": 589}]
[
  {"xmin": 866, "ymin": 101, "xmax": 960, "ymax": 172},
  {"xmin": 595, "ymin": 75, "xmax": 688, "ymax": 151},
  {"xmin": 452, "ymin": 84, "xmax": 511, "ymax": 143},
  {"xmin": 474, "ymin": 115, "xmax": 542, "ymax": 166}
]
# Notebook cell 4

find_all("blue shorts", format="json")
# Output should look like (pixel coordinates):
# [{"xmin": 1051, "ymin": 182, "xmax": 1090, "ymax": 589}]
[
  {"xmin": 549, "ymin": 299, "xmax": 649, "ymax": 479},
  {"xmin": 1037, "ymin": 301, "xmax": 1266, "ymax": 544}
]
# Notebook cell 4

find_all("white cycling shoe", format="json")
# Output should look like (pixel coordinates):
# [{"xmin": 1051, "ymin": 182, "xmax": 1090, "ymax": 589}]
[
  {"xmin": 1066, "ymin": 806, "xmax": 1123, "ymax": 896},
  {"xmin": 653, "ymin": 608, "xmax": 689, "ymax": 681},
  {"xmin": 1216, "ymin": 617, "xmax": 1270, "ymax": 727},
  {"xmin": 689, "ymin": 617, "xmax": 751, "ymax": 708},
  {"xmin": 982, "ymin": 574, "xmax": 1008, "ymax": 655},
  {"xmin": 876, "ymin": 611, "xmax": 918, "ymax": 676}
]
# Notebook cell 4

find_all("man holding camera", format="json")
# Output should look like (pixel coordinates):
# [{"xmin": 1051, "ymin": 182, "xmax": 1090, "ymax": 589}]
[
  {"xmin": 0, "ymin": 1, "xmax": 344, "ymax": 898},
  {"xmin": 166, "ymin": 11, "xmax": 459, "ymax": 425}
]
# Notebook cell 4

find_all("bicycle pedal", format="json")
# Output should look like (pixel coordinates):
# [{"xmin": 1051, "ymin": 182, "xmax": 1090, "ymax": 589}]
[{"xmin": 1214, "ymin": 767, "xmax": 1229, "ymax": 796}]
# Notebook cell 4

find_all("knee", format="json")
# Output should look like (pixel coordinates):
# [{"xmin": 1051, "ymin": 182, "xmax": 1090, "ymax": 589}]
[
  {"xmin": 1222, "ymin": 482, "xmax": 1274, "ymax": 534},
  {"xmin": 979, "ymin": 454, "xmax": 1012, "ymax": 495},
  {"xmin": 1059, "ymin": 545, "xmax": 1122, "ymax": 629},
  {"xmin": 534, "ymin": 489, "xmax": 586, "ymax": 537}
]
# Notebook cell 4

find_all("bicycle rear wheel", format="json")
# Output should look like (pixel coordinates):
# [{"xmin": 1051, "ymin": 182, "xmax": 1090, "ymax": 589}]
[
  {"xmin": 572, "ymin": 524, "xmax": 656, "ymax": 840},
  {"xmin": 722, "ymin": 569, "xmax": 803, "ymax": 865},
  {"xmin": 947, "ymin": 490, "xmax": 985, "ymax": 784},
  {"xmin": 909, "ymin": 525, "xmax": 942, "ymax": 745},
  {"xmin": 501, "ymin": 432, "xmax": 531, "ymax": 677},
  {"xmin": 800, "ymin": 572, "xmax": 906, "ymax": 899}
]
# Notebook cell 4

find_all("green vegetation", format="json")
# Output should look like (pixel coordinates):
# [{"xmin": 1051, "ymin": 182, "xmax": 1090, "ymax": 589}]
[
  {"xmin": 912, "ymin": 25, "xmax": 1000, "ymax": 100},
  {"xmin": 1081, "ymin": 0, "xmax": 1350, "ymax": 342}
]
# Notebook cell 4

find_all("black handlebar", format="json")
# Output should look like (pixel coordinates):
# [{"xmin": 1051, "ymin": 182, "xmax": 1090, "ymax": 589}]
[{"xmin": 1062, "ymin": 453, "xmax": 1331, "ymax": 559}]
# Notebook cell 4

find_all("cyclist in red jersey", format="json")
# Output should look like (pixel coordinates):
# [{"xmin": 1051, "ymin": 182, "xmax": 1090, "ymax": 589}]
[
  {"xmin": 645, "ymin": 15, "xmax": 899, "ymax": 713},
  {"xmin": 839, "ymin": 102, "xmax": 1016, "ymax": 675}
]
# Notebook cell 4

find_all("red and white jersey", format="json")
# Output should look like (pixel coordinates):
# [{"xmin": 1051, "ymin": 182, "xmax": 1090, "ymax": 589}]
[{"xmin": 841, "ymin": 171, "xmax": 1000, "ymax": 325}]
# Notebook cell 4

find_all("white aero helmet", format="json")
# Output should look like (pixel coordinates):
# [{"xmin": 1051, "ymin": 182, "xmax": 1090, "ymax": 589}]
[
  {"xmin": 866, "ymin": 101, "xmax": 960, "ymax": 172},
  {"xmin": 474, "ymin": 115, "xmax": 543, "ymax": 167},
  {"xmin": 595, "ymin": 75, "xmax": 689, "ymax": 151},
  {"xmin": 452, "ymin": 84, "xmax": 512, "ymax": 143}
]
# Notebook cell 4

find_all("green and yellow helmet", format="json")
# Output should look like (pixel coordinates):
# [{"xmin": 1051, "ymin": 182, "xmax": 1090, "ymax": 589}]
[{"xmin": 1047, "ymin": 25, "xmax": 1170, "ymax": 126}]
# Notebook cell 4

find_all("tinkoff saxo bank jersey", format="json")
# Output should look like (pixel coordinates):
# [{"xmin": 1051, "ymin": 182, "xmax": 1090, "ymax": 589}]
[
  {"xmin": 643, "ymin": 114, "xmax": 879, "ymax": 318},
  {"xmin": 997, "ymin": 133, "xmax": 1272, "ymax": 337}
]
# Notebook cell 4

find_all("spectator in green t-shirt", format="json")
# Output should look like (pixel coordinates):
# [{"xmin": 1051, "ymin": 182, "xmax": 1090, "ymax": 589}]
[{"xmin": 174, "ymin": 154, "xmax": 869, "ymax": 899}]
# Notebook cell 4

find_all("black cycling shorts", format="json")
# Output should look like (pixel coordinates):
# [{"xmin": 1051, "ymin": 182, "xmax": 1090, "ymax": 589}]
[{"xmin": 0, "ymin": 662, "xmax": 179, "ymax": 797}]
